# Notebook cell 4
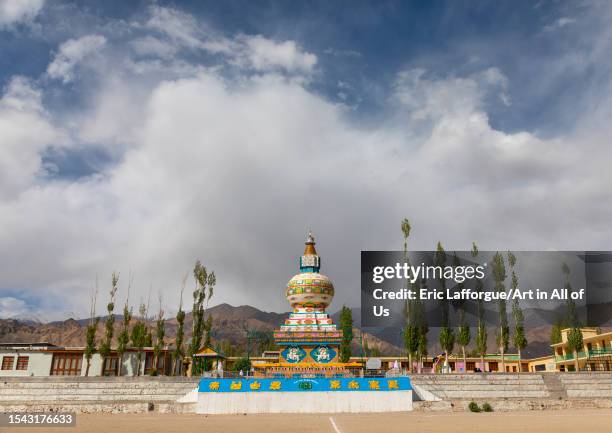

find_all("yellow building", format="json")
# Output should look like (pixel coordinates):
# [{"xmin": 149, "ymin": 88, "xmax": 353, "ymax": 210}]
[{"xmin": 551, "ymin": 328, "xmax": 612, "ymax": 372}]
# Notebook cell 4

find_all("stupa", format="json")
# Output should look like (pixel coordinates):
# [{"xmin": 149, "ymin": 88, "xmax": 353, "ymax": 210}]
[{"xmin": 255, "ymin": 231, "xmax": 359, "ymax": 376}]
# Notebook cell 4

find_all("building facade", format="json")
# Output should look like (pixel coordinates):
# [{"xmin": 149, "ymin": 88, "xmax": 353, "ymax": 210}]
[
  {"xmin": 552, "ymin": 328, "xmax": 612, "ymax": 372},
  {"xmin": 0, "ymin": 342, "xmax": 176, "ymax": 377}
]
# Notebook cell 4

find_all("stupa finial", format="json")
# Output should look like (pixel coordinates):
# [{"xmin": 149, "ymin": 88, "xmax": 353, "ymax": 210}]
[{"xmin": 304, "ymin": 230, "xmax": 317, "ymax": 256}]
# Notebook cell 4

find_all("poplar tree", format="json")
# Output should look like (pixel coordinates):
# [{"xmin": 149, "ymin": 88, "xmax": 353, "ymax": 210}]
[
  {"xmin": 436, "ymin": 242, "xmax": 454, "ymax": 370},
  {"xmin": 99, "ymin": 272, "xmax": 119, "ymax": 375},
  {"xmin": 131, "ymin": 302, "xmax": 148, "ymax": 376},
  {"xmin": 473, "ymin": 243, "xmax": 487, "ymax": 371},
  {"xmin": 116, "ymin": 272, "xmax": 132, "ymax": 377},
  {"xmin": 84, "ymin": 280, "xmax": 99, "ymax": 377},
  {"xmin": 116, "ymin": 303, "xmax": 132, "ymax": 376},
  {"xmin": 455, "ymin": 253, "xmax": 471, "ymax": 372},
  {"xmin": 508, "ymin": 252, "xmax": 527, "ymax": 373},
  {"xmin": 339, "ymin": 306, "xmax": 353, "ymax": 363},
  {"xmin": 172, "ymin": 274, "xmax": 187, "ymax": 375},
  {"xmin": 562, "ymin": 262, "xmax": 583, "ymax": 371},
  {"xmin": 401, "ymin": 218, "xmax": 418, "ymax": 371},
  {"xmin": 415, "ymin": 278, "xmax": 429, "ymax": 372},
  {"xmin": 152, "ymin": 295, "xmax": 165, "ymax": 375},
  {"xmin": 144, "ymin": 290, "xmax": 153, "ymax": 348},
  {"xmin": 550, "ymin": 321, "xmax": 562, "ymax": 346},
  {"xmin": 188, "ymin": 260, "xmax": 216, "ymax": 375},
  {"xmin": 492, "ymin": 252, "xmax": 509, "ymax": 372}
]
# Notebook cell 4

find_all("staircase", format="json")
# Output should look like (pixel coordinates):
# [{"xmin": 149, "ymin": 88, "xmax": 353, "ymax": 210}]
[{"xmin": 541, "ymin": 373, "xmax": 567, "ymax": 399}]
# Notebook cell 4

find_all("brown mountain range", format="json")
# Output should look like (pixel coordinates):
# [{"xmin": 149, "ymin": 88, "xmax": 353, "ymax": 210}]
[
  {"xmin": 3, "ymin": 303, "xmax": 608, "ymax": 358},
  {"xmin": 0, "ymin": 303, "xmax": 402, "ymax": 356}
]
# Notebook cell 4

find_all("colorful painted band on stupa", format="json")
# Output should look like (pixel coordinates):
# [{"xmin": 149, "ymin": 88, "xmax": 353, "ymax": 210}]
[{"xmin": 198, "ymin": 377, "xmax": 411, "ymax": 393}]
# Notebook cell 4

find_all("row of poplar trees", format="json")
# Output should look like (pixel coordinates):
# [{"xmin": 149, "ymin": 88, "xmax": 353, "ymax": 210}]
[
  {"xmin": 83, "ymin": 260, "xmax": 216, "ymax": 376},
  {"xmin": 401, "ymin": 218, "xmax": 528, "ymax": 373}
]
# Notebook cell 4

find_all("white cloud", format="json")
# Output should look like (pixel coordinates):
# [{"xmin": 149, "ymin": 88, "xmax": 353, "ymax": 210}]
[
  {"xmin": 0, "ymin": 296, "xmax": 28, "ymax": 318},
  {"xmin": 129, "ymin": 35, "xmax": 178, "ymax": 59},
  {"xmin": 1, "ymin": 2, "xmax": 612, "ymax": 321},
  {"xmin": 47, "ymin": 35, "xmax": 107, "ymax": 83},
  {"xmin": 0, "ymin": 76, "xmax": 65, "ymax": 199},
  {"xmin": 0, "ymin": 0, "xmax": 44, "ymax": 29},
  {"xmin": 237, "ymin": 35, "xmax": 317, "ymax": 73},
  {"xmin": 544, "ymin": 17, "xmax": 576, "ymax": 32},
  {"xmin": 1, "ymin": 60, "xmax": 610, "ymax": 319},
  {"xmin": 143, "ymin": 5, "xmax": 317, "ymax": 74}
]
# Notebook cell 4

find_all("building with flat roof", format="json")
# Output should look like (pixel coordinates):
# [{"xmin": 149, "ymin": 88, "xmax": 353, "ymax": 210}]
[
  {"xmin": 0, "ymin": 342, "xmax": 177, "ymax": 377},
  {"xmin": 552, "ymin": 328, "xmax": 612, "ymax": 372}
]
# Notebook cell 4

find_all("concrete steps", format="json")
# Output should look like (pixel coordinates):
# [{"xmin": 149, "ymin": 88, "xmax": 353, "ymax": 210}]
[
  {"xmin": 558, "ymin": 373, "xmax": 612, "ymax": 398},
  {"xmin": 410, "ymin": 374, "xmax": 549, "ymax": 399},
  {"xmin": 0, "ymin": 377, "xmax": 200, "ymax": 412}
]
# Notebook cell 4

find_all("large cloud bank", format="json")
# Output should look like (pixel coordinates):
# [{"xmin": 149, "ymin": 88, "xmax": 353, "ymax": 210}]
[{"xmin": 1, "ymin": 4, "xmax": 611, "ymax": 319}]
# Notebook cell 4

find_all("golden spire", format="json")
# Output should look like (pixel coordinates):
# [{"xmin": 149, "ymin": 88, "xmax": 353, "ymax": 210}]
[{"xmin": 303, "ymin": 230, "xmax": 317, "ymax": 256}]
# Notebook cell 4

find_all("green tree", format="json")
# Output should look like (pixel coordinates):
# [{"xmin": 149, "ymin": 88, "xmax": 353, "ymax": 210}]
[
  {"xmin": 455, "ymin": 253, "xmax": 471, "ymax": 372},
  {"xmin": 339, "ymin": 306, "xmax": 353, "ymax": 363},
  {"xmin": 550, "ymin": 321, "xmax": 563, "ymax": 346},
  {"xmin": 152, "ymin": 296, "xmax": 165, "ymax": 375},
  {"xmin": 508, "ymin": 252, "xmax": 527, "ymax": 373},
  {"xmin": 411, "ymin": 276, "xmax": 429, "ymax": 373},
  {"xmin": 401, "ymin": 218, "xmax": 418, "ymax": 372},
  {"xmin": 562, "ymin": 263, "xmax": 583, "ymax": 371},
  {"xmin": 172, "ymin": 274, "xmax": 187, "ymax": 376},
  {"xmin": 84, "ymin": 281, "xmax": 99, "ymax": 376},
  {"xmin": 188, "ymin": 260, "xmax": 216, "ymax": 375},
  {"xmin": 116, "ymin": 302, "xmax": 132, "ymax": 377},
  {"xmin": 131, "ymin": 302, "xmax": 148, "ymax": 376},
  {"xmin": 567, "ymin": 327, "xmax": 584, "ymax": 372},
  {"xmin": 473, "ymin": 243, "xmax": 487, "ymax": 371},
  {"xmin": 492, "ymin": 252, "xmax": 509, "ymax": 372},
  {"xmin": 99, "ymin": 272, "xmax": 119, "ymax": 376},
  {"xmin": 436, "ymin": 242, "xmax": 454, "ymax": 370},
  {"xmin": 233, "ymin": 357, "xmax": 251, "ymax": 373}
]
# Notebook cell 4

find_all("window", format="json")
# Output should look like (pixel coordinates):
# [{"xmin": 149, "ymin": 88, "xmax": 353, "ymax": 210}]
[
  {"xmin": 144, "ymin": 352, "xmax": 168, "ymax": 375},
  {"xmin": 50, "ymin": 353, "xmax": 82, "ymax": 376},
  {"xmin": 102, "ymin": 356, "xmax": 119, "ymax": 376},
  {"xmin": 16, "ymin": 356, "xmax": 29, "ymax": 370},
  {"xmin": 1, "ymin": 356, "xmax": 14, "ymax": 370}
]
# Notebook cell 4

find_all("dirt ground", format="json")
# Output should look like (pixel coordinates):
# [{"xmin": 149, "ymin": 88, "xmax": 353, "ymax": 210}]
[{"xmin": 7, "ymin": 409, "xmax": 612, "ymax": 433}]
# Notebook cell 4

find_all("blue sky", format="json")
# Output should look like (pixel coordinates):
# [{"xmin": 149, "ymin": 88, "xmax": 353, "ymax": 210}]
[{"xmin": 1, "ymin": 0, "xmax": 611, "ymax": 320}]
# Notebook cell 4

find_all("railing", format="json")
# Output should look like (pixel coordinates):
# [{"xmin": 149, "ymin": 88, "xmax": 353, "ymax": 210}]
[
  {"xmin": 555, "ymin": 351, "xmax": 586, "ymax": 362},
  {"xmin": 555, "ymin": 348, "xmax": 612, "ymax": 362},
  {"xmin": 588, "ymin": 348, "xmax": 612, "ymax": 357}
]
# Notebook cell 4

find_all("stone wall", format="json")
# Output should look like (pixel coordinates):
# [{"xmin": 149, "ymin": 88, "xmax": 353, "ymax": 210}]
[{"xmin": 0, "ymin": 377, "xmax": 199, "ymax": 414}]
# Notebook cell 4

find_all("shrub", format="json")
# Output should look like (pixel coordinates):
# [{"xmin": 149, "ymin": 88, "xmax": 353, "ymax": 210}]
[
  {"xmin": 482, "ymin": 402, "xmax": 493, "ymax": 412},
  {"xmin": 232, "ymin": 357, "xmax": 251, "ymax": 372},
  {"xmin": 468, "ymin": 401, "xmax": 481, "ymax": 412}
]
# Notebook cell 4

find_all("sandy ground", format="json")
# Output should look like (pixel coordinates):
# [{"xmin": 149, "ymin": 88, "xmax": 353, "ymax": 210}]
[{"xmin": 7, "ymin": 409, "xmax": 612, "ymax": 433}]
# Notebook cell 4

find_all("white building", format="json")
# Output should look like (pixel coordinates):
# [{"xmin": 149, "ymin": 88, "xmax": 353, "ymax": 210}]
[{"xmin": 0, "ymin": 342, "xmax": 179, "ymax": 377}]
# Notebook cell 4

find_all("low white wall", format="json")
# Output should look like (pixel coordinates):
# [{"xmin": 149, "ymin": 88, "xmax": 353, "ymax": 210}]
[{"xmin": 196, "ymin": 390, "xmax": 413, "ymax": 414}]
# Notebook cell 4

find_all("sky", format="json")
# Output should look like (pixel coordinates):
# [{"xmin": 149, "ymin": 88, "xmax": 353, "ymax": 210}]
[{"xmin": 1, "ymin": 0, "xmax": 611, "ymax": 321}]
